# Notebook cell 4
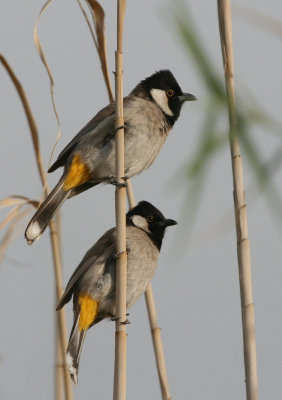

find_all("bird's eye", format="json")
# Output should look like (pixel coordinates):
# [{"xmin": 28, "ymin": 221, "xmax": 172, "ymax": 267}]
[
  {"xmin": 166, "ymin": 89, "xmax": 174, "ymax": 97},
  {"xmin": 147, "ymin": 215, "xmax": 154, "ymax": 222}
]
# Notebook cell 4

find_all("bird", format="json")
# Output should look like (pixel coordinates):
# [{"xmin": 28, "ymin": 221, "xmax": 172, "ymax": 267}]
[
  {"xmin": 25, "ymin": 70, "xmax": 195, "ymax": 244},
  {"xmin": 56, "ymin": 200, "xmax": 177, "ymax": 385}
]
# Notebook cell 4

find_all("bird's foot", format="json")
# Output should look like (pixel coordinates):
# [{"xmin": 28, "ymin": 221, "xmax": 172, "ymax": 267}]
[
  {"xmin": 114, "ymin": 123, "xmax": 127, "ymax": 133},
  {"xmin": 108, "ymin": 175, "xmax": 128, "ymax": 188},
  {"xmin": 111, "ymin": 316, "xmax": 130, "ymax": 325},
  {"xmin": 112, "ymin": 181, "xmax": 128, "ymax": 188},
  {"xmin": 119, "ymin": 319, "xmax": 130, "ymax": 325},
  {"xmin": 113, "ymin": 248, "xmax": 130, "ymax": 259}
]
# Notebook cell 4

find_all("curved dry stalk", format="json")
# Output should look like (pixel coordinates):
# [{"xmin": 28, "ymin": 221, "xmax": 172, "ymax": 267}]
[
  {"xmin": 33, "ymin": 3, "xmax": 77, "ymax": 398},
  {"xmin": 1, "ymin": 52, "xmax": 72, "ymax": 399},
  {"xmin": 34, "ymin": 0, "xmax": 62, "ymax": 170},
  {"xmin": 0, "ymin": 55, "xmax": 47, "ymax": 192},
  {"xmin": 217, "ymin": 2, "xmax": 258, "ymax": 399}
]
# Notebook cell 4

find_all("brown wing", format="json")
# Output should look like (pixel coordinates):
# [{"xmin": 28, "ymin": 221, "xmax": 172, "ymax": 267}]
[
  {"xmin": 48, "ymin": 101, "xmax": 115, "ymax": 172},
  {"xmin": 56, "ymin": 227, "xmax": 116, "ymax": 310}
]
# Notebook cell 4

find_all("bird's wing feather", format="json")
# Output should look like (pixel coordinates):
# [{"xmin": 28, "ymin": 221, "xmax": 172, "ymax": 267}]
[
  {"xmin": 49, "ymin": 102, "xmax": 115, "ymax": 172},
  {"xmin": 49, "ymin": 96, "xmax": 132, "ymax": 172},
  {"xmin": 56, "ymin": 228, "xmax": 116, "ymax": 309}
]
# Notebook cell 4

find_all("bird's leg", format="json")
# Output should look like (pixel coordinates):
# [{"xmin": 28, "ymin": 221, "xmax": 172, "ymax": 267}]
[
  {"xmin": 108, "ymin": 174, "xmax": 128, "ymax": 188},
  {"xmin": 114, "ymin": 122, "xmax": 127, "ymax": 133},
  {"xmin": 112, "ymin": 246, "xmax": 130, "ymax": 324},
  {"xmin": 111, "ymin": 316, "xmax": 131, "ymax": 325},
  {"xmin": 108, "ymin": 123, "xmax": 128, "ymax": 186},
  {"xmin": 111, "ymin": 181, "xmax": 128, "ymax": 188},
  {"xmin": 113, "ymin": 247, "xmax": 130, "ymax": 259},
  {"xmin": 119, "ymin": 319, "xmax": 130, "ymax": 325}
]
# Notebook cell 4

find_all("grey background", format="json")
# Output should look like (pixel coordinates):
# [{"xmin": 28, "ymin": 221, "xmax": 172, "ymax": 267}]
[{"xmin": 1, "ymin": 0, "xmax": 282, "ymax": 399}]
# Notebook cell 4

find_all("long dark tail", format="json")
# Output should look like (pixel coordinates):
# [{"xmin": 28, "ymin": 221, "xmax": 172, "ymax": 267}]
[
  {"xmin": 25, "ymin": 177, "xmax": 71, "ymax": 244},
  {"xmin": 66, "ymin": 313, "xmax": 87, "ymax": 386}
]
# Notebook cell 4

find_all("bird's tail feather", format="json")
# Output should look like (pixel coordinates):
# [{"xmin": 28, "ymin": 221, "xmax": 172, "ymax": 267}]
[
  {"xmin": 25, "ymin": 177, "xmax": 71, "ymax": 244},
  {"xmin": 66, "ymin": 313, "xmax": 87, "ymax": 385}
]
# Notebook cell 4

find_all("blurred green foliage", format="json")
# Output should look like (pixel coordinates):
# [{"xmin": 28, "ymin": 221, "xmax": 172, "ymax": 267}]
[{"xmin": 171, "ymin": 1, "xmax": 282, "ymax": 227}]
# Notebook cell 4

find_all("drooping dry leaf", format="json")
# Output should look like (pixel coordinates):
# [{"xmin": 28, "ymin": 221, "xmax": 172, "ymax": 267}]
[
  {"xmin": 77, "ymin": 0, "xmax": 99, "ymax": 48},
  {"xmin": 0, "ymin": 206, "xmax": 22, "ymax": 231},
  {"xmin": 0, "ymin": 196, "xmax": 39, "ymax": 230},
  {"xmin": 79, "ymin": 0, "xmax": 114, "ymax": 102},
  {"xmin": 0, "ymin": 207, "xmax": 32, "ymax": 265},
  {"xmin": 0, "ymin": 195, "xmax": 39, "ymax": 261},
  {"xmin": 0, "ymin": 195, "xmax": 38, "ymax": 209}
]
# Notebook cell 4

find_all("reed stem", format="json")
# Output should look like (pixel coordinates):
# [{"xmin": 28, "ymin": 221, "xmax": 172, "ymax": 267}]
[
  {"xmin": 126, "ymin": 182, "xmax": 172, "ymax": 400},
  {"xmin": 113, "ymin": 1, "xmax": 127, "ymax": 400},
  {"xmin": 217, "ymin": 2, "xmax": 259, "ymax": 399}
]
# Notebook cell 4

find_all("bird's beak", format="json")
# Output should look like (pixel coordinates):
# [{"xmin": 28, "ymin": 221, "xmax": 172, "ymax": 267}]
[
  {"xmin": 178, "ymin": 92, "xmax": 197, "ymax": 102},
  {"xmin": 164, "ymin": 219, "xmax": 178, "ymax": 227},
  {"xmin": 156, "ymin": 219, "xmax": 177, "ymax": 228}
]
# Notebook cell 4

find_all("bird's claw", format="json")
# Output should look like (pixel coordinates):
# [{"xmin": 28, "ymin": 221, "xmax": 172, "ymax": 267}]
[
  {"xmin": 119, "ymin": 319, "xmax": 130, "ymax": 325},
  {"xmin": 111, "ymin": 316, "xmax": 130, "ymax": 325},
  {"xmin": 115, "ymin": 123, "xmax": 127, "ymax": 133},
  {"xmin": 111, "ymin": 181, "xmax": 128, "ymax": 188},
  {"xmin": 108, "ymin": 175, "xmax": 128, "ymax": 188},
  {"xmin": 113, "ymin": 248, "xmax": 130, "ymax": 259}
]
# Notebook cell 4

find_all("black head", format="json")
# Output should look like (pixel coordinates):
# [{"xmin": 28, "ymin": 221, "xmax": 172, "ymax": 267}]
[
  {"xmin": 131, "ymin": 70, "xmax": 196, "ymax": 126},
  {"xmin": 126, "ymin": 200, "xmax": 177, "ymax": 250}
]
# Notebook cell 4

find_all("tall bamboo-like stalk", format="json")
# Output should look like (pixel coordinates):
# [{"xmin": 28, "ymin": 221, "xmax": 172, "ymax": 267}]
[
  {"xmin": 113, "ymin": 1, "xmax": 127, "ymax": 400},
  {"xmin": 49, "ymin": 220, "xmax": 73, "ymax": 400},
  {"xmin": 126, "ymin": 183, "xmax": 172, "ymax": 400},
  {"xmin": 55, "ymin": 317, "xmax": 63, "ymax": 400},
  {"xmin": 77, "ymin": 4, "xmax": 173, "ymax": 397},
  {"xmin": 0, "ymin": 54, "xmax": 73, "ymax": 400},
  {"xmin": 33, "ymin": 4, "xmax": 76, "ymax": 397},
  {"xmin": 217, "ymin": 2, "xmax": 258, "ymax": 399}
]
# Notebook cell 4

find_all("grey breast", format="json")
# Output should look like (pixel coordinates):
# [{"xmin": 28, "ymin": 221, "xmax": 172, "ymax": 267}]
[
  {"xmin": 75, "ymin": 226, "xmax": 159, "ymax": 318},
  {"xmin": 125, "ymin": 226, "xmax": 159, "ymax": 309},
  {"xmin": 123, "ymin": 97, "xmax": 171, "ymax": 177}
]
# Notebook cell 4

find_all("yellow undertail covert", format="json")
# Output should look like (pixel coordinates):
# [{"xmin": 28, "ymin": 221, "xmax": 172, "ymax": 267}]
[
  {"xmin": 63, "ymin": 154, "xmax": 91, "ymax": 190},
  {"xmin": 78, "ymin": 295, "xmax": 99, "ymax": 331}
]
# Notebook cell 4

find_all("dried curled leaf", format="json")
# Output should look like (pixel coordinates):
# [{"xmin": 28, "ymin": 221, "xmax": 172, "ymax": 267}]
[
  {"xmin": 78, "ymin": 0, "xmax": 114, "ymax": 102},
  {"xmin": 0, "ymin": 197, "xmax": 39, "ymax": 230},
  {"xmin": 0, "ymin": 195, "xmax": 38, "ymax": 209},
  {"xmin": 0, "ymin": 196, "xmax": 39, "ymax": 264},
  {"xmin": 0, "ymin": 207, "xmax": 32, "ymax": 265}
]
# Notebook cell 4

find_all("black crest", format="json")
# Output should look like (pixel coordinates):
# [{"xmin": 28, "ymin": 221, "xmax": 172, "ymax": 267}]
[
  {"xmin": 127, "ymin": 201, "xmax": 177, "ymax": 250},
  {"xmin": 131, "ymin": 70, "xmax": 183, "ymax": 98}
]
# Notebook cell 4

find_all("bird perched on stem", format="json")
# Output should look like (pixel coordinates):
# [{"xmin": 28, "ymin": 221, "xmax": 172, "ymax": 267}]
[
  {"xmin": 25, "ymin": 70, "xmax": 195, "ymax": 243},
  {"xmin": 56, "ymin": 201, "xmax": 177, "ymax": 385}
]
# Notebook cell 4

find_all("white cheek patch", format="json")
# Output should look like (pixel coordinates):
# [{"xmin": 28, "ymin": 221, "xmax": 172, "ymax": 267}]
[
  {"xmin": 150, "ymin": 88, "xmax": 174, "ymax": 116},
  {"xmin": 131, "ymin": 215, "xmax": 150, "ymax": 233}
]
